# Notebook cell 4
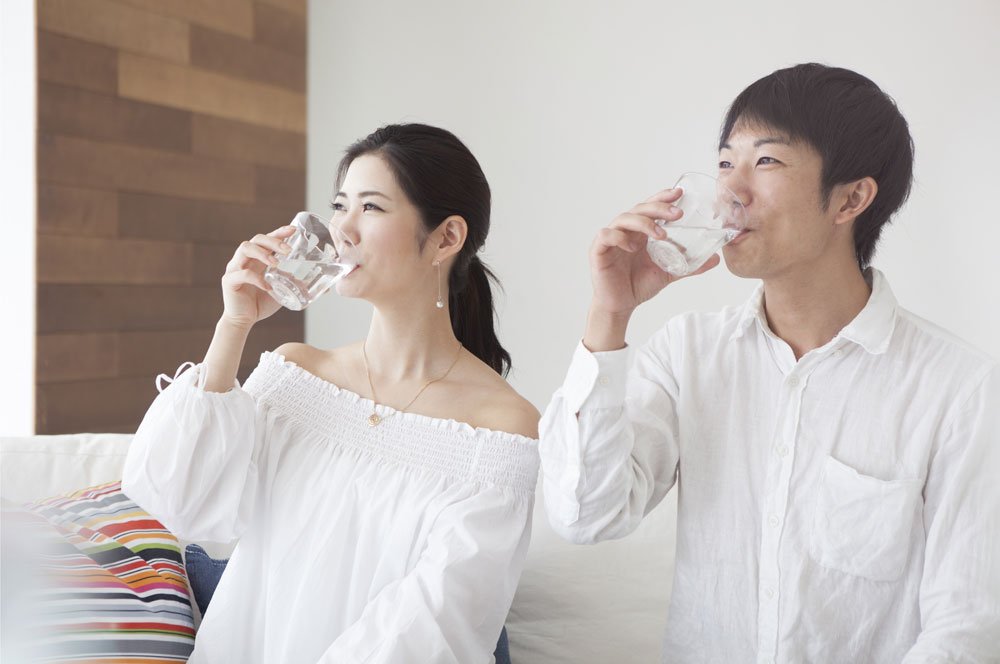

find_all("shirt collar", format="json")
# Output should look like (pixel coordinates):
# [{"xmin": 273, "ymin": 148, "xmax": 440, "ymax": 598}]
[{"xmin": 729, "ymin": 268, "xmax": 898, "ymax": 355}]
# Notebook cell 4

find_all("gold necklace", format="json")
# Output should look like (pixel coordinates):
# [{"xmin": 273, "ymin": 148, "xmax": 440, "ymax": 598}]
[{"xmin": 361, "ymin": 341, "xmax": 463, "ymax": 427}]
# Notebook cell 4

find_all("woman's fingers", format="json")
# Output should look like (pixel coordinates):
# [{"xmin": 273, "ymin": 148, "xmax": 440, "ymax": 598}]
[
  {"xmin": 229, "ymin": 230, "xmax": 294, "ymax": 270},
  {"xmin": 230, "ymin": 241, "xmax": 277, "ymax": 270},
  {"xmin": 223, "ymin": 267, "xmax": 271, "ymax": 292}
]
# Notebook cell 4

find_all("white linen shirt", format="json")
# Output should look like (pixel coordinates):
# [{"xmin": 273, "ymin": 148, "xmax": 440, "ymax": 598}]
[
  {"xmin": 123, "ymin": 351, "xmax": 539, "ymax": 664},
  {"xmin": 539, "ymin": 270, "xmax": 1000, "ymax": 663}
]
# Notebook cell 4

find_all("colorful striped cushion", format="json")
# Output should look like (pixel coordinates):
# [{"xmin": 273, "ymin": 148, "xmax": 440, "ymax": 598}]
[{"xmin": 20, "ymin": 481, "xmax": 195, "ymax": 662}]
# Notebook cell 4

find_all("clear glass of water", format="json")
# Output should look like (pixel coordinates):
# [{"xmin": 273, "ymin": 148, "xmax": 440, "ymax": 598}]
[
  {"xmin": 264, "ymin": 211, "xmax": 358, "ymax": 311},
  {"xmin": 646, "ymin": 172, "xmax": 748, "ymax": 276}
]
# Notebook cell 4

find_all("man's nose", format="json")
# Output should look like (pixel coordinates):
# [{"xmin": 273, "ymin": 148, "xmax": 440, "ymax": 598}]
[{"xmin": 719, "ymin": 168, "xmax": 752, "ymax": 209}]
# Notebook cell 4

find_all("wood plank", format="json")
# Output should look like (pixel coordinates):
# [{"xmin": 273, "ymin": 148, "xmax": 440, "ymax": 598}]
[
  {"xmin": 116, "ymin": 328, "xmax": 211, "ymax": 377},
  {"xmin": 38, "ymin": 284, "xmax": 302, "ymax": 333},
  {"xmin": 190, "ymin": 25, "xmax": 305, "ymax": 93},
  {"xmin": 37, "ymin": 332, "xmax": 119, "ymax": 383},
  {"xmin": 255, "ymin": 165, "xmax": 305, "ymax": 207},
  {"xmin": 117, "ymin": 323, "xmax": 299, "ymax": 377},
  {"xmin": 193, "ymin": 244, "xmax": 240, "ymax": 285},
  {"xmin": 37, "ymin": 30, "xmax": 117, "ymax": 94},
  {"xmin": 36, "ymin": 376, "xmax": 157, "ymax": 434},
  {"xmin": 38, "ymin": 236, "xmax": 193, "ymax": 285},
  {"xmin": 37, "ymin": 0, "xmax": 189, "ymax": 64},
  {"xmin": 118, "ymin": 53, "xmax": 306, "ymax": 133},
  {"xmin": 192, "ymin": 114, "xmax": 305, "ymax": 170},
  {"xmin": 116, "ymin": 0, "xmax": 254, "ymax": 39},
  {"xmin": 253, "ymin": 3, "xmax": 305, "ymax": 57},
  {"xmin": 257, "ymin": 0, "xmax": 306, "ymax": 17},
  {"xmin": 38, "ymin": 184, "xmax": 118, "ymax": 238},
  {"xmin": 39, "ymin": 82, "xmax": 192, "ymax": 153},
  {"xmin": 39, "ymin": 285, "xmax": 222, "ymax": 333},
  {"xmin": 38, "ymin": 134, "xmax": 255, "ymax": 204},
  {"xmin": 118, "ymin": 192, "xmax": 287, "ymax": 243}
]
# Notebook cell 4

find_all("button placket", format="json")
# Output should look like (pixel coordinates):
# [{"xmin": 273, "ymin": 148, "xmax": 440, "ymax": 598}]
[{"xmin": 757, "ymin": 370, "xmax": 808, "ymax": 661}]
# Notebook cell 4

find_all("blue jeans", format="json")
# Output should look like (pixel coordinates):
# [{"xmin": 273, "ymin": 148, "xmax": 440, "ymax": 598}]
[{"xmin": 185, "ymin": 544, "xmax": 513, "ymax": 663}]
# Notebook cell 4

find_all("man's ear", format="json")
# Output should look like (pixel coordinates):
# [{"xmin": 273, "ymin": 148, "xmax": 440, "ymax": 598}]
[
  {"xmin": 833, "ymin": 177, "xmax": 878, "ymax": 226},
  {"xmin": 430, "ymin": 215, "xmax": 468, "ymax": 262}
]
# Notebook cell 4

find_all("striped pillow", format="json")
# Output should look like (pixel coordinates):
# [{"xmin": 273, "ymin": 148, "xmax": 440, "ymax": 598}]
[{"xmin": 20, "ymin": 480, "xmax": 196, "ymax": 662}]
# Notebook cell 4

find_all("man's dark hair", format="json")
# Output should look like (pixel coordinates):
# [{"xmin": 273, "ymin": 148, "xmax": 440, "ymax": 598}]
[{"xmin": 719, "ymin": 63, "xmax": 914, "ymax": 268}]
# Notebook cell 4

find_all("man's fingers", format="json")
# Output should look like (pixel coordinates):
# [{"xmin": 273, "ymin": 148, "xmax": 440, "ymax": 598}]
[{"xmin": 643, "ymin": 187, "xmax": 684, "ymax": 204}]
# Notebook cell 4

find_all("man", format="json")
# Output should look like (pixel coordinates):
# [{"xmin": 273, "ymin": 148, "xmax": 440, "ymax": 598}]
[{"xmin": 539, "ymin": 63, "xmax": 999, "ymax": 662}]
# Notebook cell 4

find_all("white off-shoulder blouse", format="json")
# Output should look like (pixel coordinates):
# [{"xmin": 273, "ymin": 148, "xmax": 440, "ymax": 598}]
[{"xmin": 122, "ymin": 351, "xmax": 540, "ymax": 664}]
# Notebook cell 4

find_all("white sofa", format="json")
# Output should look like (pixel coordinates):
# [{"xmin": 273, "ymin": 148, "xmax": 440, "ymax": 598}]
[{"xmin": 0, "ymin": 433, "xmax": 677, "ymax": 663}]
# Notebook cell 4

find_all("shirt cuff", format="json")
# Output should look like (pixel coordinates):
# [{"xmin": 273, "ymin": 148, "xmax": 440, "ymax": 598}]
[{"xmin": 562, "ymin": 341, "xmax": 631, "ymax": 413}]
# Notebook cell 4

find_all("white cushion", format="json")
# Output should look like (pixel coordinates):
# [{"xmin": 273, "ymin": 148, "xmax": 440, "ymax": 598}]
[
  {"xmin": 507, "ymin": 479, "xmax": 675, "ymax": 662},
  {"xmin": 0, "ymin": 433, "xmax": 133, "ymax": 504}
]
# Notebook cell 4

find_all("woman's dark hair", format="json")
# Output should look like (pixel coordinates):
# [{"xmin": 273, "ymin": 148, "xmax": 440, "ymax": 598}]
[
  {"xmin": 336, "ymin": 123, "xmax": 511, "ymax": 377},
  {"xmin": 719, "ymin": 63, "xmax": 914, "ymax": 268}
]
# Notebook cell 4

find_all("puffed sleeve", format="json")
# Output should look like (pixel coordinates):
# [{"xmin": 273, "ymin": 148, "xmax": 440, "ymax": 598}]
[
  {"xmin": 121, "ymin": 362, "xmax": 265, "ymax": 544},
  {"xmin": 317, "ymin": 484, "xmax": 534, "ymax": 664}
]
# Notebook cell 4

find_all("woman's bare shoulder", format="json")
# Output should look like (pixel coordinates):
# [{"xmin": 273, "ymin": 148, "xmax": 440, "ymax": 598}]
[
  {"xmin": 460, "ymin": 361, "xmax": 540, "ymax": 439},
  {"xmin": 273, "ymin": 342, "xmax": 323, "ymax": 367},
  {"xmin": 272, "ymin": 342, "xmax": 360, "ymax": 380}
]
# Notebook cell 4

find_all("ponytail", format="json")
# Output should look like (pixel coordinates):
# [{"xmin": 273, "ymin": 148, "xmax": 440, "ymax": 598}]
[{"xmin": 448, "ymin": 255, "xmax": 511, "ymax": 377}]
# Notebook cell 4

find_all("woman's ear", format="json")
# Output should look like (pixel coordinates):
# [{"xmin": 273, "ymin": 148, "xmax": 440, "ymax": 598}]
[
  {"xmin": 833, "ymin": 177, "xmax": 878, "ymax": 226},
  {"xmin": 431, "ymin": 215, "xmax": 468, "ymax": 262}
]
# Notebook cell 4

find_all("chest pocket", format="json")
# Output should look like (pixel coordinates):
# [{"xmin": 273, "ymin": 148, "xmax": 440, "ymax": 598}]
[{"xmin": 810, "ymin": 455, "xmax": 923, "ymax": 582}]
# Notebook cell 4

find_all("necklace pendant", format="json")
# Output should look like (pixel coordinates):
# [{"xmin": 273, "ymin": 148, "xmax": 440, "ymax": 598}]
[{"xmin": 367, "ymin": 413, "xmax": 381, "ymax": 427}]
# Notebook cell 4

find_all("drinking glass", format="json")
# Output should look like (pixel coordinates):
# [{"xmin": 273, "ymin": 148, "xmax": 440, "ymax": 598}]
[
  {"xmin": 264, "ymin": 211, "xmax": 358, "ymax": 311},
  {"xmin": 646, "ymin": 172, "xmax": 748, "ymax": 276}
]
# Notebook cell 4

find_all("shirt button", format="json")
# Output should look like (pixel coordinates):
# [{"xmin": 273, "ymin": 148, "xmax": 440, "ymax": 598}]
[
  {"xmin": 775, "ymin": 445, "xmax": 789, "ymax": 457},
  {"xmin": 764, "ymin": 587, "xmax": 775, "ymax": 599},
  {"xmin": 598, "ymin": 375, "xmax": 611, "ymax": 386},
  {"xmin": 768, "ymin": 515, "xmax": 780, "ymax": 528},
  {"xmin": 787, "ymin": 376, "xmax": 799, "ymax": 387}
]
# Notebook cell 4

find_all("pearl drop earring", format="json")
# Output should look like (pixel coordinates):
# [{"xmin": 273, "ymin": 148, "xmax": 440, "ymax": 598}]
[{"xmin": 434, "ymin": 261, "xmax": 445, "ymax": 309}]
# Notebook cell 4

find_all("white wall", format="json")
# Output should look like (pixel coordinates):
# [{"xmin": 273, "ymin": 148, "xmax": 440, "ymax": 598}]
[
  {"xmin": 1, "ymin": 0, "xmax": 36, "ymax": 435},
  {"xmin": 307, "ymin": 0, "xmax": 1000, "ymax": 409}
]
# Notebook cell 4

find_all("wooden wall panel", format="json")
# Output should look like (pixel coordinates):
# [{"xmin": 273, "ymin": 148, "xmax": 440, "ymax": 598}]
[
  {"xmin": 37, "ymin": 31, "xmax": 118, "ymax": 94},
  {"xmin": 257, "ymin": 0, "xmax": 306, "ymax": 17},
  {"xmin": 38, "ymin": 185, "xmax": 118, "ymax": 237},
  {"xmin": 255, "ymin": 165, "xmax": 308, "ymax": 208},
  {"xmin": 118, "ymin": 53, "xmax": 306, "ymax": 132},
  {"xmin": 38, "ymin": 134, "xmax": 256, "ymax": 203},
  {"xmin": 192, "ymin": 114, "xmax": 306, "ymax": 170},
  {"xmin": 116, "ymin": 0, "xmax": 255, "ymax": 39},
  {"xmin": 117, "ymin": 193, "xmax": 290, "ymax": 243},
  {"xmin": 38, "ymin": 237, "xmax": 193, "ymax": 285},
  {"xmin": 36, "ymin": 1, "xmax": 306, "ymax": 434},
  {"xmin": 38, "ymin": 0, "xmax": 190, "ymax": 64},
  {"xmin": 254, "ymin": 3, "xmax": 306, "ymax": 57},
  {"xmin": 190, "ymin": 26, "xmax": 305, "ymax": 93},
  {"xmin": 39, "ymin": 82, "xmax": 192, "ymax": 153}
]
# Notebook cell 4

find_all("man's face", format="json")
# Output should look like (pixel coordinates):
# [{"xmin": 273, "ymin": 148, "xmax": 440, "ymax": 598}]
[{"xmin": 718, "ymin": 123, "xmax": 848, "ymax": 280}]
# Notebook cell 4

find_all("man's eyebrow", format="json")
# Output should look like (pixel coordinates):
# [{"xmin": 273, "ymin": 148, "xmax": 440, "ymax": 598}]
[
  {"xmin": 754, "ymin": 136, "xmax": 791, "ymax": 148},
  {"xmin": 334, "ymin": 190, "xmax": 392, "ymax": 199},
  {"xmin": 719, "ymin": 136, "xmax": 792, "ymax": 151}
]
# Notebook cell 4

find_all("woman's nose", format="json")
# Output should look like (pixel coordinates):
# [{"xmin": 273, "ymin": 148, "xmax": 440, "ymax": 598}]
[{"xmin": 332, "ymin": 211, "xmax": 360, "ymax": 244}]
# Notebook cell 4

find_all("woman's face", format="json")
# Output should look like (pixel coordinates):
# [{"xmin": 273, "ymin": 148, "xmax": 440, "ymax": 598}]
[{"xmin": 329, "ymin": 154, "xmax": 435, "ymax": 303}]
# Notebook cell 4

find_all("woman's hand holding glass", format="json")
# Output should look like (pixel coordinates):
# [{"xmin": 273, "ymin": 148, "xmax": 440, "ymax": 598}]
[{"xmin": 219, "ymin": 225, "xmax": 297, "ymax": 330}]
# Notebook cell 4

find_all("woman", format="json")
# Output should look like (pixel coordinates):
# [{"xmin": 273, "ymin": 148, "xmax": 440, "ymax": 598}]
[{"xmin": 123, "ymin": 124, "xmax": 540, "ymax": 663}]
